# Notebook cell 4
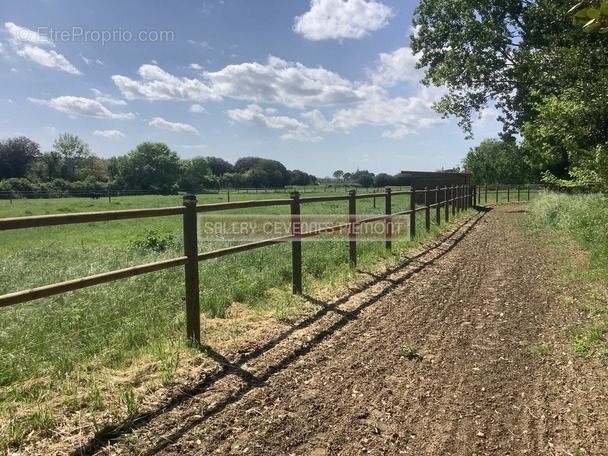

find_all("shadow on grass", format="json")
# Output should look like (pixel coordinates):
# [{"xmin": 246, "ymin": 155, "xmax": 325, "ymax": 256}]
[{"xmin": 71, "ymin": 207, "xmax": 491, "ymax": 456}]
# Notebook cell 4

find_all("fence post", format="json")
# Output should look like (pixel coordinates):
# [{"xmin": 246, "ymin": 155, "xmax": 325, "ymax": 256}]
[
  {"xmin": 485, "ymin": 184, "xmax": 488, "ymax": 204},
  {"xmin": 527, "ymin": 185, "xmax": 531, "ymax": 201},
  {"xmin": 473, "ymin": 185, "xmax": 477, "ymax": 208},
  {"xmin": 457, "ymin": 185, "xmax": 462, "ymax": 212},
  {"xmin": 444, "ymin": 186, "xmax": 449, "ymax": 223},
  {"xmin": 507, "ymin": 185, "xmax": 511, "ymax": 202},
  {"xmin": 425, "ymin": 187, "xmax": 431, "ymax": 232},
  {"xmin": 385, "ymin": 187, "xmax": 392, "ymax": 251},
  {"xmin": 495, "ymin": 185, "xmax": 499, "ymax": 204},
  {"xmin": 290, "ymin": 191, "xmax": 302, "ymax": 294},
  {"xmin": 183, "ymin": 195, "xmax": 200, "ymax": 345},
  {"xmin": 435, "ymin": 186, "xmax": 441, "ymax": 225},
  {"xmin": 410, "ymin": 187, "xmax": 416, "ymax": 239},
  {"xmin": 451, "ymin": 185, "xmax": 456, "ymax": 217},
  {"xmin": 462, "ymin": 185, "xmax": 466, "ymax": 210},
  {"xmin": 348, "ymin": 189, "xmax": 357, "ymax": 267},
  {"xmin": 472, "ymin": 185, "xmax": 476, "ymax": 208}
]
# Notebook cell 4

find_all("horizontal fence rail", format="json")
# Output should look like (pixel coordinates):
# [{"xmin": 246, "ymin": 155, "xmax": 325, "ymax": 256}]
[
  {"xmin": 0, "ymin": 183, "xmax": 531, "ymax": 343},
  {"xmin": 477, "ymin": 184, "xmax": 543, "ymax": 205}
]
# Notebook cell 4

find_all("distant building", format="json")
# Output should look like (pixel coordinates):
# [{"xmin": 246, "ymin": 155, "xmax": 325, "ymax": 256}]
[{"xmin": 400, "ymin": 170, "xmax": 471, "ymax": 203}]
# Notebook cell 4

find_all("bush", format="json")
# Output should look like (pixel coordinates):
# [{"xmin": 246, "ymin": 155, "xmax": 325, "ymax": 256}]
[{"xmin": 130, "ymin": 229, "xmax": 175, "ymax": 253}]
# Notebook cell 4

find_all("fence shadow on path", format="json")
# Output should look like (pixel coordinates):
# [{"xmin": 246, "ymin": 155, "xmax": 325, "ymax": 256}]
[{"xmin": 71, "ymin": 207, "xmax": 491, "ymax": 456}]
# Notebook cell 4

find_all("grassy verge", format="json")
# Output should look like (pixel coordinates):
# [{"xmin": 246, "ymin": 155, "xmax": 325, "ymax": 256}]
[
  {"xmin": 527, "ymin": 192, "xmax": 608, "ymax": 358},
  {"xmin": 0, "ymin": 193, "xmax": 471, "ymax": 452}
]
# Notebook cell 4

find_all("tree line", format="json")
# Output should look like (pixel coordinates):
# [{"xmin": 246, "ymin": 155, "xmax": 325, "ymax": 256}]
[
  {"xmin": 330, "ymin": 169, "xmax": 413, "ymax": 188},
  {"xmin": 0, "ymin": 134, "xmax": 319, "ymax": 196}
]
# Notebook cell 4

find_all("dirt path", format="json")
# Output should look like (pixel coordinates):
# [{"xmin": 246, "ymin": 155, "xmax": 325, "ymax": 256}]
[{"xmin": 75, "ymin": 205, "xmax": 608, "ymax": 455}]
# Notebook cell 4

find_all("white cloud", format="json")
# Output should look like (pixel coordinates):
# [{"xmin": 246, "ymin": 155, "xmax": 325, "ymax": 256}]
[
  {"xmin": 187, "ymin": 39, "xmax": 212, "ymax": 49},
  {"xmin": 189, "ymin": 63, "xmax": 203, "ymax": 71},
  {"xmin": 112, "ymin": 64, "xmax": 220, "ymax": 102},
  {"xmin": 113, "ymin": 58, "xmax": 363, "ymax": 109},
  {"xmin": 15, "ymin": 44, "xmax": 81, "ymax": 74},
  {"xmin": 228, "ymin": 104, "xmax": 307, "ymax": 130},
  {"xmin": 303, "ymin": 87, "xmax": 445, "ymax": 139},
  {"xmin": 81, "ymin": 55, "xmax": 103, "ymax": 66},
  {"xmin": 5, "ymin": 22, "xmax": 81, "ymax": 74},
  {"xmin": 368, "ymin": 47, "xmax": 423, "ymax": 88},
  {"xmin": 410, "ymin": 24, "xmax": 421, "ymax": 39},
  {"xmin": 5, "ymin": 22, "xmax": 54, "ymax": 47},
  {"xmin": 190, "ymin": 103, "xmax": 206, "ymax": 113},
  {"xmin": 94, "ymin": 129, "xmax": 125, "ymax": 139},
  {"xmin": 149, "ymin": 117, "xmax": 200, "ymax": 135},
  {"xmin": 107, "ymin": 50, "xmax": 448, "ymax": 141},
  {"xmin": 28, "ymin": 96, "xmax": 134, "ymax": 119},
  {"xmin": 280, "ymin": 130, "xmax": 322, "ymax": 143},
  {"xmin": 228, "ymin": 104, "xmax": 321, "ymax": 142},
  {"xmin": 206, "ymin": 56, "xmax": 363, "ymax": 108},
  {"xmin": 91, "ymin": 89, "xmax": 127, "ymax": 106},
  {"xmin": 293, "ymin": 0, "xmax": 394, "ymax": 40}
]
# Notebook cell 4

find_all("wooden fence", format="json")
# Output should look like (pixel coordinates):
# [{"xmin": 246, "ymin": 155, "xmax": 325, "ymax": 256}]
[
  {"xmin": 0, "ymin": 185, "xmax": 478, "ymax": 343},
  {"xmin": 476, "ymin": 184, "xmax": 544, "ymax": 205}
]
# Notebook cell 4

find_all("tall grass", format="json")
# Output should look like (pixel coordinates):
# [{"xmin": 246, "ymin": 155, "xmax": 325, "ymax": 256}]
[
  {"xmin": 528, "ymin": 192, "xmax": 608, "ymax": 269},
  {"xmin": 528, "ymin": 192, "xmax": 608, "ymax": 360}
]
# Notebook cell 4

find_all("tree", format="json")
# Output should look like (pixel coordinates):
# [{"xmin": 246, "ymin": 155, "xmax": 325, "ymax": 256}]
[
  {"xmin": 332, "ymin": 170, "xmax": 344, "ymax": 181},
  {"xmin": 570, "ymin": 1, "xmax": 608, "ymax": 32},
  {"xmin": 0, "ymin": 136, "xmax": 40, "ymax": 179},
  {"xmin": 410, "ymin": 0, "xmax": 598, "ymax": 136},
  {"xmin": 206, "ymin": 156, "xmax": 234, "ymax": 176},
  {"xmin": 522, "ymin": 88, "xmax": 608, "ymax": 188},
  {"xmin": 117, "ymin": 142, "xmax": 181, "ymax": 193},
  {"xmin": 289, "ymin": 169, "xmax": 317, "ymax": 186},
  {"xmin": 41, "ymin": 151, "xmax": 63, "ymax": 181},
  {"xmin": 178, "ymin": 156, "xmax": 213, "ymax": 192},
  {"xmin": 234, "ymin": 157, "xmax": 290, "ymax": 187},
  {"xmin": 53, "ymin": 133, "xmax": 93, "ymax": 181},
  {"xmin": 463, "ymin": 139, "xmax": 537, "ymax": 185},
  {"xmin": 351, "ymin": 169, "xmax": 375, "ymax": 187},
  {"xmin": 374, "ymin": 173, "xmax": 396, "ymax": 188},
  {"xmin": 412, "ymin": 0, "xmax": 608, "ymax": 188}
]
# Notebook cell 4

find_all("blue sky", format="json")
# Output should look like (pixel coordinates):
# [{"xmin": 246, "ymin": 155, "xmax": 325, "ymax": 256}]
[{"xmin": 0, "ymin": 0, "xmax": 502, "ymax": 177}]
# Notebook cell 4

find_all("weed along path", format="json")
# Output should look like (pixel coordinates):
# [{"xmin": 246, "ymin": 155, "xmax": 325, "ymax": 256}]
[{"xmin": 67, "ymin": 204, "xmax": 607, "ymax": 455}]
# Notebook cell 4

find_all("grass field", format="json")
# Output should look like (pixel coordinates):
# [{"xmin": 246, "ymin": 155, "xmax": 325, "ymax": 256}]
[{"xmin": 0, "ymin": 190, "xmax": 470, "ymax": 451}]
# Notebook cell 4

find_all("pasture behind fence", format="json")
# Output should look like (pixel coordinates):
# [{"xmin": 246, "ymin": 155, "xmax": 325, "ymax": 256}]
[{"xmin": 0, "ymin": 183, "xmax": 528, "ymax": 343}]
